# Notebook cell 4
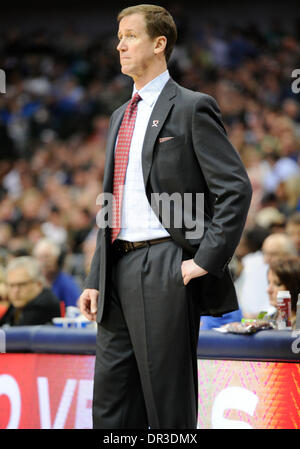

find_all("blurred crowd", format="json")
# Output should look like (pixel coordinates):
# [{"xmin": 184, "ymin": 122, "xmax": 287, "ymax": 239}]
[{"xmin": 0, "ymin": 12, "xmax": 300, "ymax": 327}]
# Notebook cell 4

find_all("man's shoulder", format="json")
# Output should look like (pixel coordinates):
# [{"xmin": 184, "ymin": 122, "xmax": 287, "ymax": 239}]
[
  {"xmin": 112, "ymin": 79, "xmax": 216, "ymax": 112},
  {"xmin": 172, "ymin": 79, "xmax": 211, "ymax": 98},
  {"xmin": 170, "ymin": 80, "xmax": 219, "ymax": 112}
]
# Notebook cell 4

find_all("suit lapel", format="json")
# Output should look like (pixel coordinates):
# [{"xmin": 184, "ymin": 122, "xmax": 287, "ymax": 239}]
[
  {"xmin": 141, "ymin": 78, "xmax": 177, "ymax": 187},
  {"xmin": 103, "ymin": 78, "xmax": 178, "ymax": 193}
]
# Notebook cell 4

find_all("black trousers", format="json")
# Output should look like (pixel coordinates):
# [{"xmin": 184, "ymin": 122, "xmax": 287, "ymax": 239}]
[{"xmin": 92, "ymin": 240, "xmax": 201, "ymax": 429}]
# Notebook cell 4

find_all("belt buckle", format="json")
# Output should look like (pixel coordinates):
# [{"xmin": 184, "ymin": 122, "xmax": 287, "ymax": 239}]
[{"xmin": 124, "ymin": 241, "xmax": 133, "ymax": 253}]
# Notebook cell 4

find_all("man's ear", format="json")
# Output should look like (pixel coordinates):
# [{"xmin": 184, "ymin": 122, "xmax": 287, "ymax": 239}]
[{"xmin": 154, "ymin": 36, "xmax": 167, "ymax": 56}]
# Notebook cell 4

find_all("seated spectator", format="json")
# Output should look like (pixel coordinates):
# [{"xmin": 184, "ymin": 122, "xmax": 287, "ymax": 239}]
[
  {"xmin": 265, "ymin": 255, "xmax": 300, "ymax": 329},
  {"xmin": 286, "ymin": 212, "xmax": 300, "ymax": 256},
  {"xmin": 32, "ymin": 238, "xmax": 81, "ymax": 314},
  {"xmin": 235, "ymin": 225, "xmax": 271, "ymax": 318},
  {"xmin": 0, "ymin": 256, "xmax": 60, "ymax": 326},
  {"xmin": 262, "ymin": 232, "xmax": 297, "ymax": 265}
]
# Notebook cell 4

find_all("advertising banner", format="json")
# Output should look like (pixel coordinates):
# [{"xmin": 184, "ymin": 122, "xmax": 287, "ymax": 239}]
[{"xmin": 0, "ymin": 354, "xmax": 299, "ymax": 429}]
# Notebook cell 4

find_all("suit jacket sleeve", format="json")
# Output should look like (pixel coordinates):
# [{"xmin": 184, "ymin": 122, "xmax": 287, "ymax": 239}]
[
  {"xmin": 83, "ymin": 227, "xmax": 102, "ymax": 290},
  {"xmin": 83, "ymin": 111, "xmax": 117, "ymax": 291},
  {"xmin": 191, "ymin": 94, "xmax": 252, "ymax": 278}
]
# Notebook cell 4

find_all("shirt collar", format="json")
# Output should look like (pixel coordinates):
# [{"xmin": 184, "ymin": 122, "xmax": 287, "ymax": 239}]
[{"xmin": 132, "ymin": 70, "xmax": 170, "ymax": 107}]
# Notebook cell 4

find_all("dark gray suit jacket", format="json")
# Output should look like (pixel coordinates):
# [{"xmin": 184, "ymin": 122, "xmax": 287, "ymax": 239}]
[{"xmin": 84, "ymin": 78, "xmax": 252, "ymax": 322}]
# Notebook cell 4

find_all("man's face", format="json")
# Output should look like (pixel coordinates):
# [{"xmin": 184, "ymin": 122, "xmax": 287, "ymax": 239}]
[
  {"xmin": 262, "ymin": 239, "xmax": 288, "ymax": 265},
  {"xmin": 117, "ymin": 13, "xmax": 158, "ymax": 80},
  {"xmin": 6, "ymin": 267, "xmax": 42, "ymax": 308},
  {"xmin": 35, "ymin": 248, "xmax": 57, "ymax": 274}
]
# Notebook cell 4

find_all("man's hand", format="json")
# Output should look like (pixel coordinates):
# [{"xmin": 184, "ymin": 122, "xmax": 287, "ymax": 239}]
[
  {"xmin": 181, "ymin": 259, "xmax": 208, "ymax": 285},
  {"xmin": 79, "ymin": 289, "xmax": 99, "ymax": 321}
]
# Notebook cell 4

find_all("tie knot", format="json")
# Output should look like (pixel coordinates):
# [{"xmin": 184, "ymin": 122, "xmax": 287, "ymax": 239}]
[{"xmin": 131, "ymin": 92, "xmax": 141, "ymax": 106}]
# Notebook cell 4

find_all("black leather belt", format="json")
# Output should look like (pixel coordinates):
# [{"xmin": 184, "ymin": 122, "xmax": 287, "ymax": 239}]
[{"xmin": 113, "ymin": 236, "xmax": 172, "ymax": 255}]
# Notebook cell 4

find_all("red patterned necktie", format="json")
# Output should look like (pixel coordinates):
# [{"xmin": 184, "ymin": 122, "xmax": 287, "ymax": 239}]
[{"xmin": 111, "ymin": 92, "xmax": 141, "ymax": 242}]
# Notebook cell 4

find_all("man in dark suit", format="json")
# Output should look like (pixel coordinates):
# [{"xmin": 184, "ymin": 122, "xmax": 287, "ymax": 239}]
[{"xmin": 79, "ymin": 4, "xmax": 252, "ymax": 429}]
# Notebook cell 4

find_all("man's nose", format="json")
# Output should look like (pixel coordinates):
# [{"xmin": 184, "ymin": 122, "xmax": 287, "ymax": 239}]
[
  {"xmin": 9, "ymin": 286, "xmax": 20, "ymax": 298},
  {"xmin": 117, "ymin": 39, "xmax": 126, "ymax": 51}
]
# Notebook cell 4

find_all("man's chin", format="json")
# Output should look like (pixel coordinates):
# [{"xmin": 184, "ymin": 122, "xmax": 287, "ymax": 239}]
[
  {"xmin": 120, "ymin": 65, "xmax": 132, "ymax": 77},
  {"xmin": 11, "ymin": 301, "xmax": 25, "ymax": 308}
]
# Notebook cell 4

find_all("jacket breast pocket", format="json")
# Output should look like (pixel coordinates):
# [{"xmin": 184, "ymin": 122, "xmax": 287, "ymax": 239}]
[
  {"xmin": 158, "ymin": 135, "xmax": 185, "ymax": 148},
  {"xmin": 152, "ymin": 134, "xmax": 187, "ymax": 188},
  {"xmin": 156, "ymin": 135, "xmax": 186, "ymax": 164}
]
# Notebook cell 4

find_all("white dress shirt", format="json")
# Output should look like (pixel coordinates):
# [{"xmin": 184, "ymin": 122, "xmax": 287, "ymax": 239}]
[{"xmin": 117, "ymin": 70, "xmax": 171, "ymax": 242}]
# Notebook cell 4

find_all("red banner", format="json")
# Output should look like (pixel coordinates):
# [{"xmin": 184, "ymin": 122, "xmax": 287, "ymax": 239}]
[
  {"xmin": 197, "ymin": 359, "xmax": 300, "ymax": 429},
  {"xmin": 0, "ymin": 354, "xmax": 95, "ymax": 429},
  {"xmin": 0, "ymin": 354, "xmax": 299, "ymax": 429}
]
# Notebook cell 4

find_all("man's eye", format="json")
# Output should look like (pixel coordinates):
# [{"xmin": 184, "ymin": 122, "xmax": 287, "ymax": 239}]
[{"xmin": 118, "ymin": 34, "xmax": 136, "ymax": 41}]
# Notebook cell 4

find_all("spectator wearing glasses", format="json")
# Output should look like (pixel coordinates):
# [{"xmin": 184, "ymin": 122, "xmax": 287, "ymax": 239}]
[{"xmin": 0, "ymin": 256, "xmax": 60, "ymax": 327}]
